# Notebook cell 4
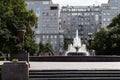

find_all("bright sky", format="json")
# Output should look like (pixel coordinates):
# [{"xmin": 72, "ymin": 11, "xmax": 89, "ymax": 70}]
[{"xmin": 53, "ymin": 0, "xmax": 109, "ymax": 7}]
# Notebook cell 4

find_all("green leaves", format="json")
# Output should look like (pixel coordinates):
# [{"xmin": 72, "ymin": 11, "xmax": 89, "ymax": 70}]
[
  {"xmin": 0, "ymin": 0, "xmax": 38, "ymax": 55},
  {"xmin": 37, "ymin": 42, "xmax": 54, "ymax": 56},
  {"xmin": 92, "ymin": 14, "xmax": 120, "ymax": 55}
]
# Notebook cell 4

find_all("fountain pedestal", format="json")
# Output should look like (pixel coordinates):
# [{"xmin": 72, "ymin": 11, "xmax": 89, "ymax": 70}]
[{"xmin": 65, "ymin": 30, "xmax": 90, "ymax": 56}]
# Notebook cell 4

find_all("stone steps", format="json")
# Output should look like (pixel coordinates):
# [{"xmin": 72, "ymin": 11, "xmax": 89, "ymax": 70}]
[
  {"xmin": 29, "ymin": 77, "xmax": 120, "ymax": 80},
  {"xmin": 29, "ymin": 70, "xmax": 120, "ymax": 80}
]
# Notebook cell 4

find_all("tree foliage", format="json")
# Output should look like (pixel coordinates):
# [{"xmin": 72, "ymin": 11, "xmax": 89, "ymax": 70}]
[
  {"xmin": 0, "ymin": 0, "xmax": 38, "ymax": 55},
  {"xmin": 92, "ymin": 14, "xmax": 120, "ymax": 55},
  {"xmin": 64, "ymin": 38, "xmax": 72, "ymax": 50},
  {"xmin": 37, "ymin": 42, "xmax": 54, "ymax": 56}
]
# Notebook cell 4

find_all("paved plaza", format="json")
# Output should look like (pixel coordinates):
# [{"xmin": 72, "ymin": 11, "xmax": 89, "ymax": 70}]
[
  {"xmin": 1, "ymin": 61, "xmax": 120, "ymax": 70},
  {"xmin": 29, "ymin": 62, "xmax": 120, "ymax": 70}
]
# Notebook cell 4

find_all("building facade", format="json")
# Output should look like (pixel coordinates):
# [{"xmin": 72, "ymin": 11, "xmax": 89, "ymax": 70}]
[
  {"xmin": 60, "ymin": 6, "xmax": 101, "ymax": 40},
  {"xmin": 101, "ymin": 0, "xmax": 120, "ymax": 28},
  {"xmin": 26, "ymin": 0, "xmax": 64, "ymax": 55},
  {"xmin": 60, "ymin": 0, "xmax": 120, "ymax": 40}
]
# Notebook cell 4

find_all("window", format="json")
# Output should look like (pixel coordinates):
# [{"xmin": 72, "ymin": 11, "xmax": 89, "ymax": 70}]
[
  {"xmin": 43, "ymin": 6, "xmax": 49, "ymax": 10},
  {"xmin": 91, "ymin": 13, "xmax": 94, "ymax": 15},
  {"xmin": 35, "ymin": 28, "xmax": 40, "ymax": 34},
  {"xmin": 35, "ymin": 5, "xmax": 40, "ymax": 16},
  {"xmin": 103, "ymin": 18, "xmax": 106, "ymax": 21},
  {"xmin": 72, "ymin": 9, "xmax": 75, "ymax": 11},
  {"xmin": 95, "ymin": 15, "xmax": 99, "ymax": 21},
  {"xmin": 84, "ymin": 13, "xmax": 87, "ymax": 16},
  {"xmin": 60, "ymin": 35, "xmax": 63, "ymax": 38},
  {"xmin": 107, "ymin": 13, "xmax": 110, "ymax": 16},
  {"xmin": 42, "ymin": 1, "xmax": 49, "ymax": 4},
  {"xmin": 107, "ymin": 18, "xmax": 110, "ymax": 21},
  {"xmin": 50, "ymin": 6, "xmax": 58, "ymax": 10},
  {"xmin": 72, "ymin": 13, "xmax": 77, "ymax": 16},
  {"xmin": 35, "ymin": 38, "xmax": 40, "ymax": 44},
  {"xmin": 103, "ymin": 13, "xmax": 106, "ymax": 15},
  {"xmin": 95, "ymin": 8, "xmax": 99, "ymax": 11},
  {"xmin": 43, "ymin": 35, "xmax": 45, "ymax": 39},
  {"xmin": 51, "ymin": 35, "xmax": 53, "ymax": 38},
  {"xmin": 111, "ymin": 7, "xmax": 118, "ymax": 10},
  {"xmin": 54, "ymin": 35, "xmax": 57, "ymax": 38},
  {"xmin": 103, "ymin": 24, "xmax": 106, "ymax": 27},
  {"xmin": 81, "ymin": 22, "xmax": 84, "ymax": 25},
  {"xmin": 62, "ymin": 9, "xmax": 66, "ymax": 11},
  {"xmin": 45, "ymin": 35, "xmax": 48, "ymax": 38},
  {"xmin": 78, "ymin": 13, "xmax": 82, "ymax": 16},
  {"xmin": 37, "ymin": 23, "xmax": 40, "ymax": 28}
]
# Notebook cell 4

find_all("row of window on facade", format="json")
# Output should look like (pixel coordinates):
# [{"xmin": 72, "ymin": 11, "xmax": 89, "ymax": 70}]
[
  {"xmin": 42, "ymin": 18, "xmax": 58, "ymax": 22},
  {"xmin": 35, "ymin": 36, "xmax": 63, "ymax": 43},
  {"xmin": 27, "ymin": 1, "xmax": 50, "ymax": 6},
  {"xmin": 64, "ymin": 20, "xmax": 99, "ymax": 26},
  {"xmin": 102, "ymin": 5, "xmax": 118, "ymax": 10},
  {"xmin": 35, "ymin": 29, "xmax": 58, "ymax": 34},
  {"xmin": 35, "ymin": 38, "xmax": 58, "ymax": 47},
  {"xmin": 62, "ymin": 15, "xmax": 99, "ymax": 22},
  {"xmin": 62, "ymin": 8, "xmax": 100, "ymax": 12},
  {"xmin": 36, "ymin": 6, "xmax": 56, "ymax": 11},
  {"xmin": 42, "ymin": 12, "xmax": 58, "ymax": 16},
  {"xmin": 31, "ymin": 5, "xmax": 58, "ymax": 16},
  {"xmin": 103, "ymin": 18, "xmax": 111, "ymax": 22},
  {"xmin": 42, "ymin": 24, "xmax": 58, "ymax": 27},
  {"xmin": 36, "ymin": 11, "xmax": 58, "ymax": 16},
  {"xmin": 37, "ymin": 24, "xmax": 58, "ymax": 28},
  {"xmin": 103, "ymin": 13, "xmax": 110, "ymax": 16},
  {"xmin": 64, "ymin": 12, "xmax": 98, "ymax": 16},
  {"xmin": 37, "ymin": 35, "xmax": 63, "ymax": 39},
  {"xmin": 103, "ymin": 23, "xmax": 109, "ymax": 27}
]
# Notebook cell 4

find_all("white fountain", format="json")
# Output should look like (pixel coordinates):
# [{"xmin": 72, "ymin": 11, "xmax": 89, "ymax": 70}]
[{"xmin": 65, "ymin": 30, "xmax": 90, "ymax": 56}]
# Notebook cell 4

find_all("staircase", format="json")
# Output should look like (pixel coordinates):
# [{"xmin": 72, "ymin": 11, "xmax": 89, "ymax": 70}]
[{"xmin": 29, "ymin": 70, "xmax": 120, "ymax": 80}]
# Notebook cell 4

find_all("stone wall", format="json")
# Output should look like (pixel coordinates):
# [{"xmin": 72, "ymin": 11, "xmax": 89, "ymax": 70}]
[{"xmin": 2, "ymin": 62, "xmax": 29, "ymax": 80}]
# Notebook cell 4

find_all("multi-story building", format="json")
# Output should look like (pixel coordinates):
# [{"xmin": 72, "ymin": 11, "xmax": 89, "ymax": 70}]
[
  {"xmin": 101, "ymin": 0, "xmax": 120, "ymax": 28},
  {"xmin": 26, "ymin": 0, "xmax": 64, "ymax": 55},
  {"xmin": 60, "ymin": 6, "xmax": 101, "ymax": 40},
  {"xmin": 61, "ymin": 0, "xmax": 120, "ymax": 40}
]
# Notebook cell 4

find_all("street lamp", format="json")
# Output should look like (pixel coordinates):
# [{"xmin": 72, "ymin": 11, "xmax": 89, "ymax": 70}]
[
  {"xmin": 59, "ymin": 46, "xmax": 62, "ymax": 56},
  {"xmin": 16, "ymin": 30, "xmax": 29, "ymax": 64},
  {"xmin": 17, "ymin": 30, "xmax": 26, "ymax": 43},
  {"xmin": 88, "ymin": 32, "xmax": 93, "ymax": 48}
]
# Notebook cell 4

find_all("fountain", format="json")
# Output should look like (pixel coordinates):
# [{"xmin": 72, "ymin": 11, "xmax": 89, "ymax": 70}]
[{"xmin": 65, "ymin": 30, "xmax": 90, "ymax": 56}]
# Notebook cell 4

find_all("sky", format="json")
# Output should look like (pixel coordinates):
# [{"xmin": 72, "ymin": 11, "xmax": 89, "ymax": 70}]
[{"xmin": 52, "ymin": 0, "xmax": 109, "ymax": 7}]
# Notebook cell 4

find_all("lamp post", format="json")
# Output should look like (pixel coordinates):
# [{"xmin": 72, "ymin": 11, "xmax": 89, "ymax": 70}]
[
  {"xmin": 17, "ymin": 30, "xmax": 26, "ymax": 43},
  {"xmin": 88, "ymin": 32, "xmax": 93, "ymax": 49},
  {"xmin": 59, "ymin": 47, "xmax": 62, "ymax": 56}
]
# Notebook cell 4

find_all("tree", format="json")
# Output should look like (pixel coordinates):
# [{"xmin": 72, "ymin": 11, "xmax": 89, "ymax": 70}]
[
  {"xmin": 64, "ymin": 38, "xmax": 72, "ymax": 50},
  {"xmin": 0, "ymin": 0, "xmax": 38, "ymax": 56},
  {"xmin": 44, "ymin": 43, "xmax": 54, "ymax": 56},
  {"xmin": 107, "ymin": 14, "xmax": 120, "ymax": 55},
  {"xmin": 37, "ymin": 42, "xmax": 45, "ymax": 56},
  {"xmin": 91, "ymin": 14, "xmax": 120, "ymax": 55},
  {"xmin": 91, "ymin": 28, "xmax": 109, "ymax": 55},
  {"xmin": 37, "ymin": 42, "xmax": 54, "ymax": 56}
]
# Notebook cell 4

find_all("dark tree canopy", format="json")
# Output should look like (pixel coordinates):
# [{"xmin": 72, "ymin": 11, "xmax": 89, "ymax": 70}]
[
  {"xmin": 0, "ymin": 0, "xmax": 38, "ymax": 55},
  {"xmin": 92, "ymin": 14, "xmax": 120, "ymax": 55},
  {"xmin": 37, "ymin": 42, "xmax": 54, "ymax": 56}
]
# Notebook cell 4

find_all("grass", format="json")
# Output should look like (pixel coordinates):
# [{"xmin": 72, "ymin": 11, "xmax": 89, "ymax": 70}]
[
  {"xmin": 12, "ymin": 58, "xmax": 19, "ymax": 62},
  {"xmin": 0, "ymin": 56, "xmax": 7, "ymax": 61},
  {"xmin": 0, "ymin": 56, "xmax": 6, "ymax": 59}
]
